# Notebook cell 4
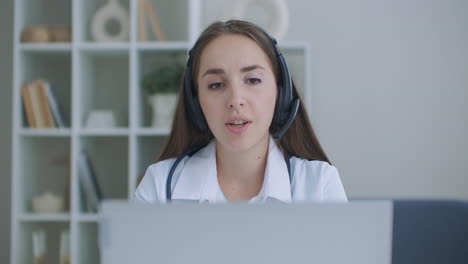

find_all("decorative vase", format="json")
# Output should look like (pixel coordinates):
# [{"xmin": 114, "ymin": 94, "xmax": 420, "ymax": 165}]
[
  {"xmin": 85, "ymin": 110, "xmax": 117, "ymax": 128},
  {"xmin": 148, "ymin": 94, "xmax": 178, "ymax": 128},
  {"xmin": 32, "ymin": 192, "xmax": 64, "ymax": 213},
  {"xmin": 91, "ymin": 0, "xmax": 129, "ymax": 42}
]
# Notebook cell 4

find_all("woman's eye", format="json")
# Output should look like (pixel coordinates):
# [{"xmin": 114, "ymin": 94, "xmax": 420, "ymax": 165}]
[
  {"xmin": 208, "ymin": 82, "xmax": 224, "ymax": 89},
  {"xmin": 247, "ymin": 78, "xmax": 261, "ymax": 85}
]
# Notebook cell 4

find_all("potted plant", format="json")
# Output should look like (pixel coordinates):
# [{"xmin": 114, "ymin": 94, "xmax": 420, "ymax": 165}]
[{"xmin": 142, "ymin": 63, "xmax": 184, "ymax": 128}]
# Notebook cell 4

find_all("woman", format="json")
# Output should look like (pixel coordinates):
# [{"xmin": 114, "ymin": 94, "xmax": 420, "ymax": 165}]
[{"xmin": 135, "ymin": 20, "xmax": 347, "ymax": 203}]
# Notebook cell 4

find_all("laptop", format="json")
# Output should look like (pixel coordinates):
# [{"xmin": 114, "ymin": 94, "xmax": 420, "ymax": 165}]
[{"xmin": 99, "ymin": 200, "xmax": 393, "ymax": 264}]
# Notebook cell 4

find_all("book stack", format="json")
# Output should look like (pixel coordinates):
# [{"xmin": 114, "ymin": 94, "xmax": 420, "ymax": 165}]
[{"xmin": 21, "ymin": 79, "xmax": 66, "ymax": 128}]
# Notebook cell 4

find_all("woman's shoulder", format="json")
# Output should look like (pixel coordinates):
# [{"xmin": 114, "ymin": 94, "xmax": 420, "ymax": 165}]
[
  {"xmin": 289, "ymin": 157, "xmax": 338, "ymax": 178},
  {"xmin": 289, "ymin": 157, "xmax": 347, "ymax": 201},
  {"xmin": 146, "ymin": 158, "xmax": 177, "ymax": 177},
  {"xmin": 134, "ymin": 157, "xmax": 178, "ymax": 203},
  {"xmin": 140, "ymin": 158, "xmax": 176, "ymax": 185}
]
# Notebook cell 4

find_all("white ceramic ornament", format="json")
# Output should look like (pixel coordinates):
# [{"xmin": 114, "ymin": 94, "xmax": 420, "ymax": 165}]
[{"xmin": 91, "ymin": 0, "xmax": 129, "ymax": 42}]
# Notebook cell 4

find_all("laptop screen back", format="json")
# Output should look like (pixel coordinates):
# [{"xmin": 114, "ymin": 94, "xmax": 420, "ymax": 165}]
[{"xmin": 99, "ymin": 201, "xmax": 392, "ymax": 264}]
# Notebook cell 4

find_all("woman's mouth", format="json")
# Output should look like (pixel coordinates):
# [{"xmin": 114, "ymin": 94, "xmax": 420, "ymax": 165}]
[
  {"xmin": 225, "ymin": 120, "xmax": 252, "ymax": 133},
  {"xmin": 227, "ymin": 120, "xmax": 250, "ymax": 127}
]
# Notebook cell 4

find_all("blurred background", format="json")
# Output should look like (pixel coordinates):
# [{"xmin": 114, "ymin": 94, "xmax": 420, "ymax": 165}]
[{"xmin": 1, "ymin": 0, "xmax": 467, "ymax": 263}]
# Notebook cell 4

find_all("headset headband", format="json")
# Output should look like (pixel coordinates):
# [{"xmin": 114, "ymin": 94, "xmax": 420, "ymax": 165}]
[{"xmin": 183, "ymin": 22, "xmax": 300, "ymax": 140}]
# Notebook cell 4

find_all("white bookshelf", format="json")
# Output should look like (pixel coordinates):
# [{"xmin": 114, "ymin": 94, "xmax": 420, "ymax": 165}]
[{"xmin": 10, "ymin": 0, "xmax": 310, "ymax": 263}]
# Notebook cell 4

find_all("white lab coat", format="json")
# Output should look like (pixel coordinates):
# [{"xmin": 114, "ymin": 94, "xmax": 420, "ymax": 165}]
[{"xmin": 134, "ymin": 136, "xmax": 347, "ymax": 203}]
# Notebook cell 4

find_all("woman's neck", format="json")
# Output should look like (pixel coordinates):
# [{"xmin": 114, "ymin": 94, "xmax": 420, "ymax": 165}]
[{"xmin": 215, "ymin": 136, "xmax": 270, "ymax": 201}]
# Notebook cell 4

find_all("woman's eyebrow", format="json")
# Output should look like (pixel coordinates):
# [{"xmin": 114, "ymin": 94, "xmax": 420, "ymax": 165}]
[
  {"xmin": 202, "ymin": 68, "xmax": 224, "ymax": 78},
  {"xmin": 201, "ymin": 64, "xmax": 265, "ymax": 78},
  {"xmin": 241, "ymin": 64, "xmax": 265, "ymax": 72}
]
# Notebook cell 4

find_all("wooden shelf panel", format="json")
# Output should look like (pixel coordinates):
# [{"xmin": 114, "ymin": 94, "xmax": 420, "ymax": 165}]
[
  {"xmin": 79, "ymin": 128, "xmax": 130, "ymax": 136},
  {"xmin": 136, "ymin": 41, "xmax": 191, "ymax": 50},
  {"xmin": 19, "ymin": 43, "xmax": 72, "ymax": 53},
  {"xmin": 18, "ymin": 213, "xmax": 70, "ymax": 222},
  {"xmin": 135, "ymin": 128, "xmax": 170, "ymax": 136},
  {"xmin": 19, "ymin": 128, "xmax": 72, "ymax": 137},
  {"xmin": 77, "ymin": 213, "xmax": 100, "ymax": 222}
]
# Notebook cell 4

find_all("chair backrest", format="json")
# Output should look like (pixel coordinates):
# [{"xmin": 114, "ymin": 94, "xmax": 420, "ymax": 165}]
[{"xmin": 392, "ymin": 200, "xmax": 468, "ymax": 264}]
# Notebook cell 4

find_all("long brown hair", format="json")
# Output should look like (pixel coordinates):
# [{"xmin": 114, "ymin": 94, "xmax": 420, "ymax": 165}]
[{"xmin": 158, "ymin": 20, "xmax": 330, "ymax": 164}]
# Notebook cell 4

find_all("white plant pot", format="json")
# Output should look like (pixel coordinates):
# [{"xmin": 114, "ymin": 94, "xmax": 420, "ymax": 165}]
[{"xmin": 148, "ymin": 94, "xmax": 178, "ymax": 128}]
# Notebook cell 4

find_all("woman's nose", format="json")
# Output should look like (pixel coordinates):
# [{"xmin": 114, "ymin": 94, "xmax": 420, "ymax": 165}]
[{"xmin": 227, "ymin": 86, "xmax": 245, "ymax": 109}]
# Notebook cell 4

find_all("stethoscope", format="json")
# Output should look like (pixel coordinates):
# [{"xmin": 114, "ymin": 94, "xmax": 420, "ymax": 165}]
[{"xmin": 166, "ymin": 145, "xmax": 292, "ymax": 201}]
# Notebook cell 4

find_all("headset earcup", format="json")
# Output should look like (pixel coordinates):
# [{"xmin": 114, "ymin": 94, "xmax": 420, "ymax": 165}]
[
  {"xmin": 183, "ymin": 58, "xmax": 208, "ymax": 132},
  {"xmin": 273, "ymin": 52, "xmax": 293, "ymax": 125},
  {"xmin": 273, "ymin": 83, "xmax": 286, "ymax": 125},
  {"xmin": 271, "ymin": 50, "xmax": 297, "ymax": 139},
  {"xmin": 191, "ymin": 96, "xmax": 208, "ymax": 132}
]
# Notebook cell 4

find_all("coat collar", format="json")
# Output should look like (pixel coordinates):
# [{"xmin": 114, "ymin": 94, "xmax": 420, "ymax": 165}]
[{"xmin": 171, "ymin": 136, "xmax": 292, "ymax": 203}]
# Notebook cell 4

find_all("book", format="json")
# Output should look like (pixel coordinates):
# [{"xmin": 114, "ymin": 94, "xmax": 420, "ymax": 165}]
[
  {"xmin": 21, "ymin": 83, "xmax": 37, "ymax": 127},
  {"xmin": 145, "ymin": 0, "xmax": 166, "ymax": 41},
  {"xmin": 138, "ymin": 0, "xmax": 147, "ymax": 41},
  {"xmin": 28, "ymin": 81, "xmax": 46, "ymax": 128},
  {"xmin": 21, "ymin": 79, "xmax": 68, "ymax": 128},
  {"xmin": 138, "ymin": 0, "xmax": 166, "ymax": 41},
  {"xmin": 34, "ymin": 80, "xmax": 55, "ymax": 128},
  {"xmin": 78, "ymin": 151, "xmax": 103, "ymax": 212},
  {"xmin": 59, "ymin": 230, "xmax": 70, "ymax": 264},
  {"xmin": 41, "ymin": 80, "xmax": 67, "ymax": 127}
]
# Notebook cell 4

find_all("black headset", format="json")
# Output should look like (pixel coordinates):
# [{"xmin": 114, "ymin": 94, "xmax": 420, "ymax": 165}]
[
  {"xmin": 183, "ymin": 26, "xmax": 300, "ymax": 140},
  {"xmin": 167, "ymin": 24, "xmax": 300, "ymax": 200}
]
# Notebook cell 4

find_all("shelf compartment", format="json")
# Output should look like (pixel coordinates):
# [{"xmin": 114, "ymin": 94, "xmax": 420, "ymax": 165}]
[
  {"xmin": 138, "ymin": 0, "xmax": 190, "ymax": 42},
  {"xmin": 78, "ymin": 0, "xmax": 130, "ymax": 43},
  {"xmin": 18, "ymin": 137, "xmax": 71, "ymax": 214},
  {"xmin": 77, "ymin": 50, "xmax": 130, "ymax": 128},
  {"xmin": 78, "ymin": 136, "xmax": 129, "ymax": 213},
  {"xmin": 18, "ymin": 0, "xmax": 72, "ymax": 44},
  {"xmin": 136, "ymin": 49, "xmax": 187, "ymax": 127},
  {"xmin": 135, "ymin": 135, "xmax": 167, "ymax": 185},
  {"xmin": 19, "ymin": 52, "xmax": 72, "ymax": 129},
  {"xmin": 16, "ymin": 221, "xmax": 69, "ymax": 264},
  {"xmin": 77, "ymin": 222, "xmax": 100, "ymax": 264}
]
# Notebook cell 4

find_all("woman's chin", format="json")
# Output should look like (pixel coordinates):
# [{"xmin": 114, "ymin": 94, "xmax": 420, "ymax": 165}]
[{"xmin": 216, "ymin": 132, "xmax": 270, "ymax": 154}]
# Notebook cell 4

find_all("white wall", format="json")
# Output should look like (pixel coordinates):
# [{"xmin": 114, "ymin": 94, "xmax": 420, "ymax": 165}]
[
  {"xmin": 0, "ymin": 0, "xmax": 13, "ymax": 262},
  {"xmin": 287, "ymin": 0, "xmax": 468, "ymax": 199},
  {"xmin": 205, "ymin": 0, "xmax": 468, "ymax": 199}
]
